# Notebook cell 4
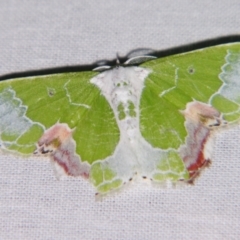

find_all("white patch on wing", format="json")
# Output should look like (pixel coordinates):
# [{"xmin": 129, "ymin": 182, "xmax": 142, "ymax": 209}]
[
  {"xmin": 0, "ymin": 88, "xmax": 31, "ymax": 136},
  {"xmin": 0, "ymin": 88, "xmax": 45, "ymax": 151},
  {"xmin": 90, "ymin": 66, "xmax": 187, "ymax": 186},
  {"xmin": 217, "ymin": 51, "xmax": 240, "ymax": 104}
]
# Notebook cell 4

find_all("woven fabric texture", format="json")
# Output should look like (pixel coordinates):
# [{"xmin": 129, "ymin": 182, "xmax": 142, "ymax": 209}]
[{"xmin": 0, "ymin": 1, "xmax": 240, "ymax": 239}]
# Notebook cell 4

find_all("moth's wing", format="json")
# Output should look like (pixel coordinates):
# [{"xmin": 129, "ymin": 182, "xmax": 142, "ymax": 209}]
[
  {"xmin": 139, "ymin": 43, "xmax": 240, "ymax": 183},
  {"xmin": 0, "ymin": 72, "xmax": 120, "ymax": 179},
  {"xmin": 2, "ymin": 43, "xmax": 240, "ymax": 196}
]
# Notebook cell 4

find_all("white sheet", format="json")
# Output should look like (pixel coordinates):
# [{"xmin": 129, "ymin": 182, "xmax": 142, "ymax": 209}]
[{"xmin": 0, "ymin": 1, "xmax": 239, "ymax": 239}]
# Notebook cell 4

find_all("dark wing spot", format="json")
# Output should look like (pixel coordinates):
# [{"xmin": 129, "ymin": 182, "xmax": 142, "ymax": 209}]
[
  {"xmin": 47, "ymin": 88, "xmax": 56, "ymax": 97},
  {"xmin": 188, "ymin": 66, "xmax": 195, "ymax": 74}
]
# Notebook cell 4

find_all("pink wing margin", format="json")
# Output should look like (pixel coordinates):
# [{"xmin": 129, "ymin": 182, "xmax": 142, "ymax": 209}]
[
  {"xmin": 180, "ymin": 101, "xmax": 227, "ymax": 182},
  {"xmin": 34, "ymin": 123, "xmax": 90, "ymax": 179}
]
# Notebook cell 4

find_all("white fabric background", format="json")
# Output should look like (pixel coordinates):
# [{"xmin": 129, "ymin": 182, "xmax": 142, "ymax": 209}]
[{"xmin": 0, "ymin": 1, "xmax": 240, "ymax": 239}]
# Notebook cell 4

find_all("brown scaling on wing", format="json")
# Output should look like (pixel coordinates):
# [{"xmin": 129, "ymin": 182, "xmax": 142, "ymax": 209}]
[
  {"xmin": 179, "ymin": 101, "xmax": 227, "ymax": 183},
  {"xmin": 34, "ymin": 123, "xmax": 90, "ymax": 179}
]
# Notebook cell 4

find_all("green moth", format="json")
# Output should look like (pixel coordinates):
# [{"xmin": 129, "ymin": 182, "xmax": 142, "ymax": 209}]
[{"xmin": 0, "ymin": 43, "xmax": 239, "ymax": 195}]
